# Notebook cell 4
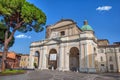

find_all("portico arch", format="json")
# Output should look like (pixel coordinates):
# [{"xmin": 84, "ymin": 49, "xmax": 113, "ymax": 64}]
[
  {"xmin": 69, "ymin": 47, "xmax": 79, "ymax": 71},
  {"xmin": 48, "ymin": 49, "xmax": 57, "ymax": 69},
  {"xmin": 34, "ymin": 51, "xmax": 40, "ymax": 68}
]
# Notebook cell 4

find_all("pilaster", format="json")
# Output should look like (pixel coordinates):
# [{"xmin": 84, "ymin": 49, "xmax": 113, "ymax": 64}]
[
  {"xmin": 41, "ymin": 46, "xmax": 48, "ymax": 70},
  {"xmin": 59, "ymin": 45, "xmax": 64, "ymax": 71},
  {"xmin": 29, "ymin": 50, "xmax": 35, "ymax": 69},
  {"xmin": 64, "ymin": 46, "xmax": 70, "ymax": 71}
]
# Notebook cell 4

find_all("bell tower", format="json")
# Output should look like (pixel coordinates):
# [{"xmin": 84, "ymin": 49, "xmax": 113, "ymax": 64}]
[{"xmin": 79, "ymin": 20, "xmax": 97, "ymax": 73}]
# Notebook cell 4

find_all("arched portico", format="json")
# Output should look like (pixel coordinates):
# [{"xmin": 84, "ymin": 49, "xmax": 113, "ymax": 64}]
[
  {"xmin": 48, "ymin": 49, "xmax": 58, "ymax": 69},
  {"xmin": 69, "ymin": 47, "xmax": 79, "ymax": 71},
  {"xmin": 34, "ymin": 51, "xmax": 40, "ymax": 68}
]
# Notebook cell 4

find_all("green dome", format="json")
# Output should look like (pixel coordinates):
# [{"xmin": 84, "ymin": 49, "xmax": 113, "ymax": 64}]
[
  {"xmin": 81, "ymin": 25, "xmax": 93, "ymax": 31},
  {"xmin": 81, "ymin": 20, "xmax": 93, "ymax": 31}
]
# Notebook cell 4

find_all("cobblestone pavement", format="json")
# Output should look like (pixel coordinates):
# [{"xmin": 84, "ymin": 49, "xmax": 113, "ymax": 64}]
[{"xmin": 0, "ymin": 70, "xmax": 120, "ymax": 80}]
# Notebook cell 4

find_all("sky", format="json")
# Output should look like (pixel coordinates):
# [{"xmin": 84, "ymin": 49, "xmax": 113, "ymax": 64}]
[{"xmin": 9, "ymin": 0, "xmax": 120, "ymax": 54}]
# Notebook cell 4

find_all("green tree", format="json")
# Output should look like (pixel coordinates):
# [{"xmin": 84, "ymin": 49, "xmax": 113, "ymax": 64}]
[
  {"xmin": 0, "ymin": 23, "xmax": 15, "ymax": 50},
  {"xmin": 0, "ymin": 0, "xmax": 46, "ymax": 71}
]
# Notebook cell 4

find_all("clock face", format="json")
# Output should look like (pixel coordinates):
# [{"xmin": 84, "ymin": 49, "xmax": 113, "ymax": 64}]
[
  {"xmin": 53, "ymin": 33, "xmax": 56, "ymax": 37},
  {"xmin": 50, "ymin": 32, "xmax": 58, "ymax": 38}
]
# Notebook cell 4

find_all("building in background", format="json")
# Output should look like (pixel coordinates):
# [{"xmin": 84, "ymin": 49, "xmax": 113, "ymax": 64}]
[
  {"xmin": 97, "ymin": 40, "xmax": 120, "ymax": 72},
  {"xmin": 19, "ymin": 54, "xmax": 29, "ymax": 68},
  {"xmin": 29, "ymin": 19, "xmax": 120, "ymax": 73},
  {"xmin": 19, "ymin": 54, "xmax": 38, "ymax": 69},
  {"xmin": 0, "ymin": 52, "xmax": 21, "ymax": 69}
]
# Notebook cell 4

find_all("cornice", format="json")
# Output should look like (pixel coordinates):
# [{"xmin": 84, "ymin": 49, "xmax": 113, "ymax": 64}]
[{"xmin": 30, "ymin": 37, "xmax": 97, "ymax": 48}]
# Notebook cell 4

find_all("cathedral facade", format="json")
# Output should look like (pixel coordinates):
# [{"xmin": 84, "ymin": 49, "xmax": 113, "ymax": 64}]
[{"xmin": 29, "ymin": 19, "xmax": 120, "ymax": 73}]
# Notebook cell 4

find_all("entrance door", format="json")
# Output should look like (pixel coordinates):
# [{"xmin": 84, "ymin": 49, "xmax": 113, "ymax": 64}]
[
  {"xmin": 48, "ymin": 49, "xmax": 57, "ymax": 69},
  {"xmin": 69, "ymin": 47, "xmax": 79, "ymax": 71}
]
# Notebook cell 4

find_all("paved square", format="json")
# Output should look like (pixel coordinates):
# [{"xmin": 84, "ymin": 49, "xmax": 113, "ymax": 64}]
[{"xmin": 0, "ymin": 70, "xmax": 120, "ymax": 80}]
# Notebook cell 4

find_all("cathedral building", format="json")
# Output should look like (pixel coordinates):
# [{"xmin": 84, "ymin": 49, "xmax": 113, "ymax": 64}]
[{"xmin": 29, "ymin": 19, "xmax": 120, "ymax": 73}]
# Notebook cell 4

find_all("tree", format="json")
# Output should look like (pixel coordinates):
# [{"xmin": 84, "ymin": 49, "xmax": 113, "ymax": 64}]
[
  {"xmin": 0, "ymin": 23, "xmax": 15, "ymax": 50},
  {"xmin": 0, "ymin": 0, "xmax": 46, "ymax": 71}
]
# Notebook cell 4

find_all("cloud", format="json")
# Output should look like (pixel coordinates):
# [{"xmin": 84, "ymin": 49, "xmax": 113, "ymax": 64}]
[
  {"xmin": 96, "ymin": 6, "xmax": 112, "ymax": 11},
  {"xmin": 15, "ymin": 34, "xmax": 31, "ymax": 39}
]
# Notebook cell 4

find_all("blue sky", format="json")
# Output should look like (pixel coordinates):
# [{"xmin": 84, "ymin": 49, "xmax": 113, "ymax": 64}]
[{"xmin": 9, "ymin": 0, "xmax": 120, "ymax": 54}]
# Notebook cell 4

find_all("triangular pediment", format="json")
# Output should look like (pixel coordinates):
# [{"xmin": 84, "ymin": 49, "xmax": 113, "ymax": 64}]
[{"xmin": 45, "ymin": 39, "xmax": 60, "ymax": 45}]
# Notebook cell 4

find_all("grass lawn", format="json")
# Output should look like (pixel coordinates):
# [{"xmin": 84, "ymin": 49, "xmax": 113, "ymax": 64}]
[{"xmin": 0, "ymin": 69, "xmax": 26, "ymax": 76}]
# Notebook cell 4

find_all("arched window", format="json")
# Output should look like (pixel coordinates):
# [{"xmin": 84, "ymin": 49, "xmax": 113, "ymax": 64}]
[
  {"xmin": 60, "ymin": 31, "xmax": 65, "ymax": 36},
  {"xmin": 34, "ymin": 51, "xmax": 40, "ymax": 68},
  {"xmin": 48, "ymin": 49, "xmax": 57, "ymax": 69}
]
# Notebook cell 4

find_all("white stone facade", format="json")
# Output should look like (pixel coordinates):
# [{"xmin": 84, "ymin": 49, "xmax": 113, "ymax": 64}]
[{"xmin": 29, "ymin": 19, "xmax": 120, "ymax": 73}]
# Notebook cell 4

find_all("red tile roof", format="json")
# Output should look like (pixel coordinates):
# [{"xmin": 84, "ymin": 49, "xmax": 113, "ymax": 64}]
[{"xmin": 0, "ymin": 52, "xmax": 16, "ymax": 59}]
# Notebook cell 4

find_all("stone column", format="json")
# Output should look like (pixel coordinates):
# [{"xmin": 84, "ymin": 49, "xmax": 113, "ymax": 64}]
[
  {"xmin": 39, "ymin": 49, "xmax": 43, "ymax": 69},
  {"xmin": 92, "ymin": 46, "xmax": 97, "ymax": 72},
  {"xmin": 79, "ymin": 43, "xmax": 88, "ymax": 72},
  {"xmin": 29, "ymin": 50, "xmax": 34, "ymax": 69},
  {"xmin": 117, "ymin": 51, "xmax": 120, "ymax": 72},
  {"xmin": 91, "ymin": 45, "xmax": 94, "ymax": 68},
  {"xmin": 79, "ymin": 44, "xmax": 83, "ymax": 71},
  {"xmin": 38, "ymin": 51, "xmax": 42, "ymax": 69},
  {"xmin": 59, "ymin": 45, "xmax": 64, "ymax": 71},
  {"xmin": 45, "ymin": 53, "xmax": 49, "ymax": 69},
  {"xmin": 79, "ymin": 44, "xmax": 82, "ymax": 71},
  {"xmin": 85, "ymin": 44, "xmax": 88, "ymax": 72},
  {"xmin": 56, "ymin": 53, "xmax": 60, "ymax": 70},
  {"xmin": 79, "ymin": 45, "xmax": 81, "ymax": 71},
  {"xmin": 86, "ymin": 42, "xmax": 97, "ymax": 73},
  {"xmin": 64, "ymin": 46, "xmax": 69, "ymax": 71},
  {"xmin": 41, "ymin": 47, "xmax": 48, "ymax": 70}
]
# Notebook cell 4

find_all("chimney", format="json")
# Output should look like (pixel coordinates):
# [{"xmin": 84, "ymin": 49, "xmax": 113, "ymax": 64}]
[{"xmin": 84, "ymin": 20, "xmax": 88, "ymax": 25}]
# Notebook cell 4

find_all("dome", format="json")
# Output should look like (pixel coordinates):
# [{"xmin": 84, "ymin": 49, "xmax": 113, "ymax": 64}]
[{"xmin": 81, "ymin": 20, "xmax": 93, "ymax": 31}]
